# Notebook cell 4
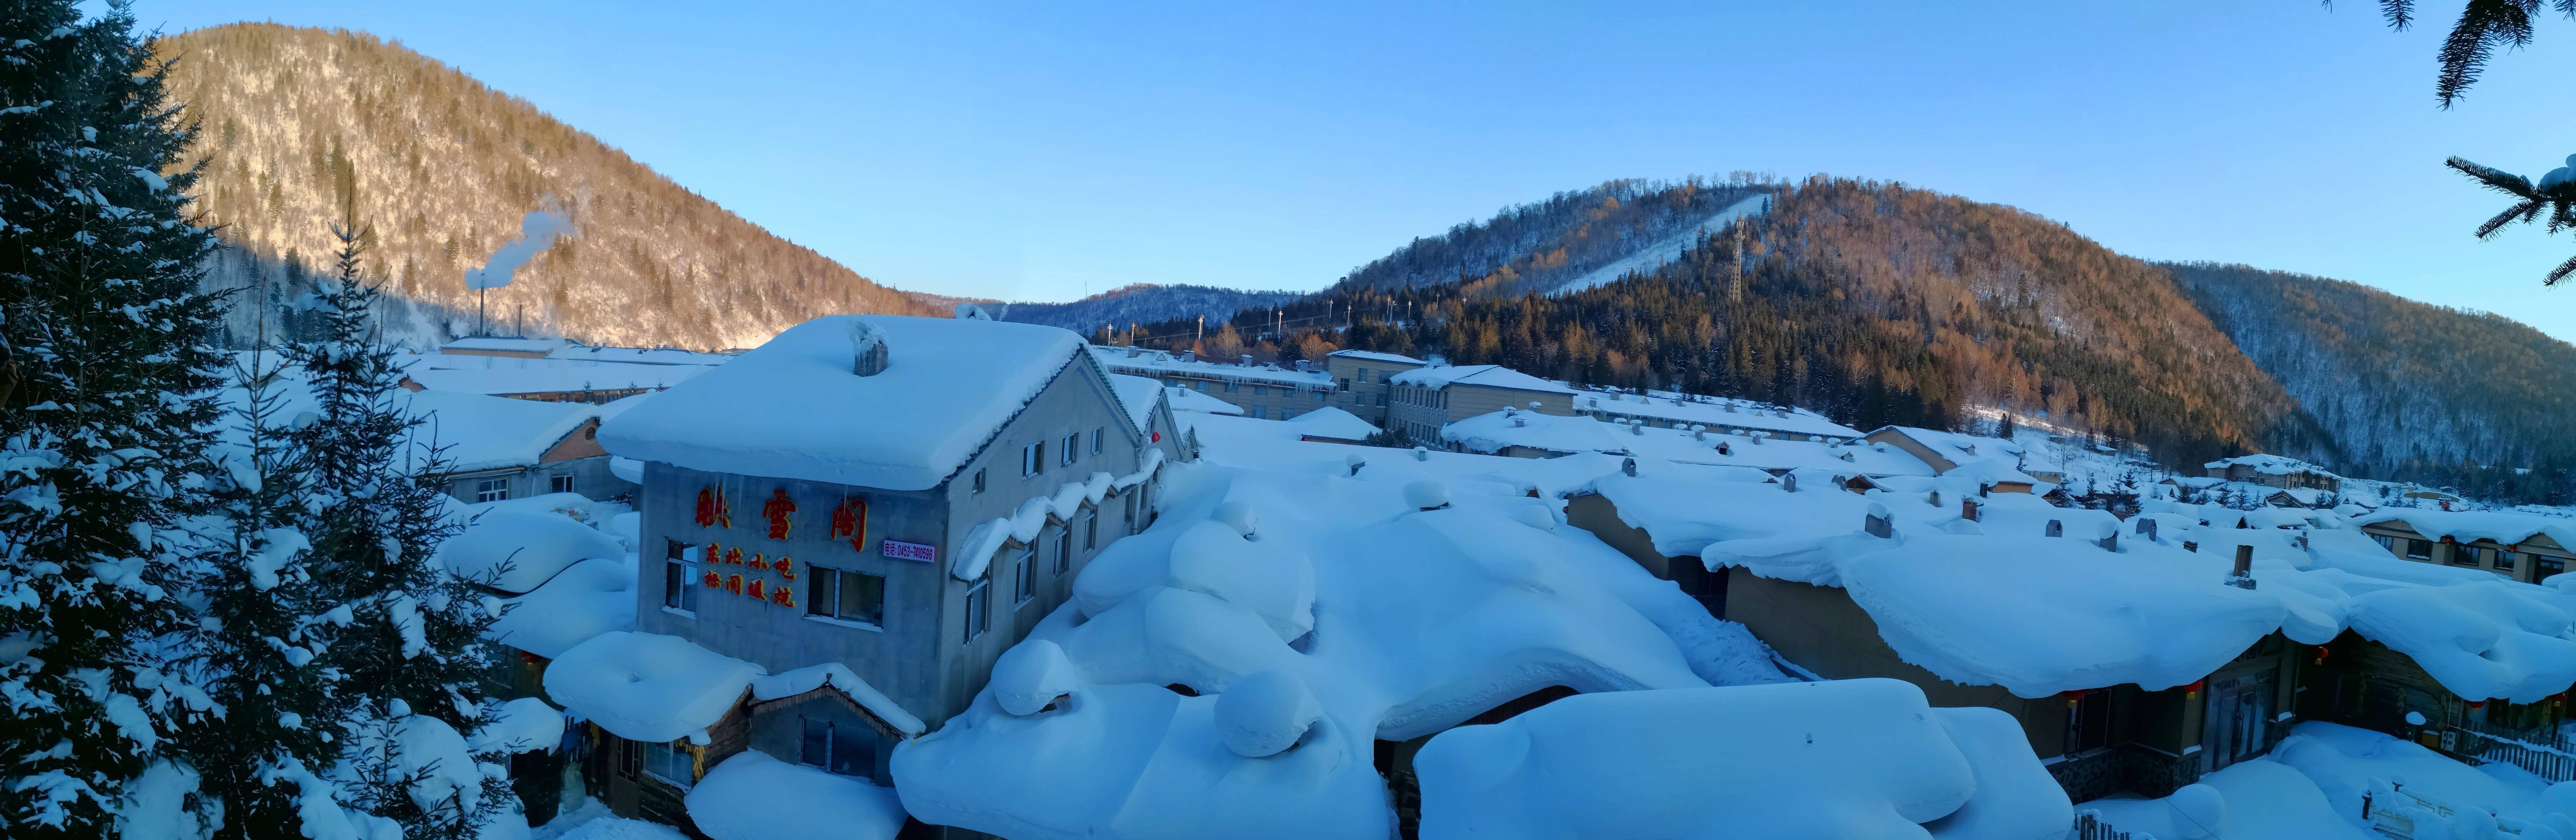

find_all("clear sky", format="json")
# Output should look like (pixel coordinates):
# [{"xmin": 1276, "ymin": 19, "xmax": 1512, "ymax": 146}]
[{"xmin": 130, "ymin": 1, "xmax": 2576, "ymax": 339}]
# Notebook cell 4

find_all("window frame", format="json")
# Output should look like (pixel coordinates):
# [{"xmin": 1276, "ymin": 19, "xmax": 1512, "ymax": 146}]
[
  {"xmin": 1091, "ymin": 427, "xmax": 1104, "ymax": 454},
  {"xmin": 1014, "ymin": 545, "xmax": 1037, "ymax": 606},
  {"xmin": 972, "ymin": 467, "xmax": 987, "ymax": 494},
  {"xmin": 2405, "ymin": 539, "xmax": 2432, "ymax": 559},
  {"xmin": 964, "ymin": 580, "xmax": 991, "ymax": 641},
  {"xmin": 550, "ymin": 474, "xmax": 576, "ymax": 495},
  {"xmin": 807, "ymin": 566, "xmax": 887, "ymax": 628},
  {"xmin": 1022, "ymin": 441, "xmax": 1044, "ymax": 477},
  {"xmin": 641, "ymin": 739, "xmax": 694, "ymax": 789},
  {"xmin": 1061, "ymin": 433, "xmax": 1079, "ymax": 466},
  {"xmin": 1054, "ymin": 526, "xmax": 1073, "ymax": 575},
  {"xmin": 801, "ymin": 716, "xmax": 876, "ymax": 779},
  {"xmin": 1082, "ymin": 508, "xmax": 1098, "ymax": 551},
  {"xmin": 475, "ymin": 477, "xmax": 510, "ymax": 503},
  {"xmin": 662, "ymin": 539, "xmax": 699, "ymax": 613}
]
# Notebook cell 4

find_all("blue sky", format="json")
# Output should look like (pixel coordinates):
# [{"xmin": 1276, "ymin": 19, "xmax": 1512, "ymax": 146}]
[{"xmin": 134, "ymin": 1, "xmax": 2576, "ymax": 338}]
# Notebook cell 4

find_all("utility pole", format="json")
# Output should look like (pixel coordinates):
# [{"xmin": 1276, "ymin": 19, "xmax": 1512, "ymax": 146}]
[
  {"xmin": 1195, "ymin": 314, "xmax": 1204, "ymax": 352},
  {"xmin": 478, "ymin": 287, "xmax": 487, "ymax": 337}
]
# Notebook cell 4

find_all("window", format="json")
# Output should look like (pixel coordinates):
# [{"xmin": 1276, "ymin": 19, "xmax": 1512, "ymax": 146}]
[
  {"xmin": 1224, "ymin": 381, "xmax": 1240, "ymax": 394},
  {"xmin": 1062, "ymin": 434, "xmax": 1080, "ymax": 465},
  {"xmin": 1358, "ymin": 368, "xmax": 1370, "ymax": 382},
  {"xmin": 550, "ymin": 474, "xmax": 576, "ymax": 495},
  {"xmin": 618, "ymin": 736, "xmax": 638, "ymax": 779},
  {"xmin": 1376, "ymin": 394, "xmax": 1387, "ymax": 407},
  {"xmin": 2541, "ymin": 555, "xmax": 2566, "ymax": 583},
  {"xmin": 1252, "ymin": 384, "xmax": 1268, "ymax": 396},
  {"xmin": 1123, "ymin": 491, "xmax": 1137, "ymax": 524},
  {"xmin": 973, "ymin": 468, "xmax": 987, "ymax": 493},
  {"xmin": 1251, "ymin": 406, "xmax": 1268, "ymax": 419},
  {"xmin": 800, "ymin": 717, "xmax": 876, "ymax": 779},
  {"xmin": 2405, "ymin": 539, "xmax": 2432, "ymax": 559},
  {"xmin": 2370, "ymin": 533, "xmax": 2396, "ymax": 551},
  {"xmin": 1091, "ymin": 427, "xmax": 1104, "ymax": 454},
  {"xmin": 2498, "ymin": 550, "xmax": 2518, "ymax": 571},
  {"xmin": 1279, "ymin": 409, "xmax": 1295, "ymax": 420},
  {"xmin": 642, "ymin": 740, "xmax": 694, "ymax": 788},
  {"xmin": 807, "ymin": 567, "xmax": 886, "ymax": 626},
  {"xmin": 475, "ymin": 477, "xmax": 509, "ymax": 503},
  {"xmin": 1338, "ymin": 378, "xmax": 1350, "ymax": 391},
  {"xmin": 1314, "ymin": 391, "xmax": 1326, "ymax": 402},
  {"xmin": 1015, "ymin": 546, "xmax": 1037, "ymax": 605},
  {"xmin": 1083, "ymin": 509, "xmax": 1098, "ymax": 550},
  {"xmin": 964, "ymin": 581, "xmax": 990, "ymax": 641},
  {"xmin": 1055, "ymin": 526, "xmax": 1073, "ymax": 575},
  {"xmin": 2453, "ymin": 545, "xmax": 2482, "ymax": 566},
  {"xmin": 663, "ymin": 540, "xmax": 699, "ymax": 613},
  {"xmin": 1022, "ymin": 441, "xmax": 1045, "ymax": 476},
  {"xmin": 2064, "ymin": 688, "xmax": 2111, "ymax": 756},
  {"xmin": 1193, "ymin": 381, "xmax": 1207, "ymax": 391}
]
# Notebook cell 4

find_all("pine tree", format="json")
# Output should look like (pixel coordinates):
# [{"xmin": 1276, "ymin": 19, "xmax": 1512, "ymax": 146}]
[
  {"xmin": 291, "ymin": 208, "xmax": 508, "ymax": 838},
  {"xmin": 0, "ymin": 3, "xmax": 228, "ymax": 833},
  {"xmin": 177, "ymin": 342, "xmax": 354, "ymax": 840}
]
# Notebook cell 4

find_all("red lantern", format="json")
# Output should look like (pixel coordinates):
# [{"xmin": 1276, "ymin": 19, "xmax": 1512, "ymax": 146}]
[
  {"xmin": 2184, "ymin": 680, "xmax": 2204, "ymax": 698},
  {"xmin": 1151, "ymin": 431, "xmax": 1161, "ymax": 443},
  {"xmin": 2469, "ymin": 699, "xmax": 2487, "ymax": 710}
]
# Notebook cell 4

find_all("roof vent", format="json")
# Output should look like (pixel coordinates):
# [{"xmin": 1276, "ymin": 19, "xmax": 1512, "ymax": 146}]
[
  {"xmin": 953, "ymin": 302, "xmax": 992, "ymax": 321},
  {"xmin": 851, "ymin": 321, "xmax": 889, "ymax": 377},
  {"xmin": 1725, "ymin": 404, "xmax": 1737, "ymax": 413}
]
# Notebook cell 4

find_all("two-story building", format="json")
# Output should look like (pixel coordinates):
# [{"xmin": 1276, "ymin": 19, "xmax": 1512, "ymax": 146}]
[
  {"xmin": 1322, "ymin": 348, "xmax": 1428, "ymax": 425},
  {"xmin": 1569, "ymin": 388, "xmax": 1863, "ymax": 442},
  {"xmin": 402, "ymin": 390, "xmax": 633, "ymax": 503},
  {"xmin": 564, "ymin": 314, "xmax": 1180, "ymax": 837},
  {"xmin": 2351, "ymin": 508, "xmax": 2576, "ymax": 585},
  {"xmin": 1087, "ymin": 345, "xmax": 1336, "ymax": 420},
  {"xmin": 1384, "ymin": 364, "xmax": 1578, "ymax": 446},
  {"xmin": 1860, "ymin": 425, "xmax": 2047, "ymax": 494}
]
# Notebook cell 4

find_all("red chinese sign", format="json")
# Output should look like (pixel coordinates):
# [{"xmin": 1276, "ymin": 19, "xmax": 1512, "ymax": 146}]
[
  {"xmin": 694, "ymin": 485, "xmax": 732, "ymax": 528},
  {"xmin": 830, "ymin": 498, "xmax": 867, "ymax": 551},
  {"xmin": 763, "ymin": 488, "xmax": 798, "ymax": 540}
]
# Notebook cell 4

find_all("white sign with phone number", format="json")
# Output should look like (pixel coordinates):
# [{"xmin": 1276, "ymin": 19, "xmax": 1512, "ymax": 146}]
[{"xmin": 881, "ymin": 539, "xmax": 937, "ymax": 563}]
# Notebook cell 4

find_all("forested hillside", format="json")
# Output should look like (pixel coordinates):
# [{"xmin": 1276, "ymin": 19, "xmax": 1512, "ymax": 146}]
[
  {"xmin": 979, "ymin": 284, "xmax": 1308, "ymax": 333},
  {"xmin": 2166, "ymin": 262, "xmax": 2576, "ymax": 497},
  {"xmin": 1333, "ymin": 176, "xmax": 1773, "ymax": 298},
  {"xmin": 161, "ymin": 23, "xmax": 934, "ymax": 349},
  {"xmin": 1131, "ymin": 177, "xmax": 2319, "ymax": 467}
]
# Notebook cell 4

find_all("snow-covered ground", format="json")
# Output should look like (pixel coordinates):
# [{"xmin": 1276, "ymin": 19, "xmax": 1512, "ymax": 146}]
[{"xmin": 2086, "ymin": 722, "xmax": 2576, "ymax": 840}]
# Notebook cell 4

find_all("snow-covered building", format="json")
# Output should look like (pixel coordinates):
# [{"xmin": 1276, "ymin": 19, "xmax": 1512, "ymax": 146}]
[
  {"xmin": 402, "ymin": 390, "xmax": 633, "ymax": 503},
  {"xmin": 1322, "ymin": 348, "xmax": 1428, "ymax": 425},
  {"xmin": 2351, "ymin": 508, "xmax": 2576, "ymax": 585},
  {"xmin": 398, "ymin": 353, "xmax": 712, "ymax": 404},
  {"xmin": 2204, "ymin": 454, "xmax": 2343, "ymax": 494},
  {"xmin": 1443, "ymin": 408, "xmax": 1938, "ymax": 479},
  {"xmin": 441, "ymin": 335, "xmax": 574, "ymax": 358},
  {"xmin": 1566, "ymin": 466, "xmax": 2576, "ymax": 804},
  {"xmin": 1861, "ymin": 425, "xmax": 2048, "ymax": 493},
  {"xmin": 1566, "ymin": 387, "xmax": 1864, "ymax": 442},
  {"xmin": 1087, "ymin": 345, "xmax": 1336, "ymax": 420},
  {"xmin": 565, "ymin": 314, "xmax": 1180, "ymax": 835},
  {"xmin": 1385, "ymin": 364, "xmax": 1578, "ymax": 446}
]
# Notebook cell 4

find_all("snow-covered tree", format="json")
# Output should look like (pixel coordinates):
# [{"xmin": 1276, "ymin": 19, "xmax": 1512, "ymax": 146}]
[
  {"xmin": 0, "ymin": 2, "xmax": 229, "ymax": 833},
  {"xmin": 290, "ymin": 211, "xmax": 509, "ymax": 838}
]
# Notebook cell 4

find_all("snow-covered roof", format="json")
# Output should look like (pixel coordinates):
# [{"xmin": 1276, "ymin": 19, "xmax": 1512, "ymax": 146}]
[
  {"xmin": 2205, "ymin": 453, "xmax": 2341, "ymax": 479},
  {"xmin": 687, "ymin": 752, "xmax": 906, "ymax": 840},
  {"xmin": 1414, "ymin": 680, "xmax": 2069, "ymax": 840},
  {"xmin": 544, "ymin": 631, "xmax": 922, "ymax": 744},
  {"xmin": 1087, "ymin": 345, "xmax": 1332, "ymax": 390},
  {"xmin": 1390, "ymin": 364, "xmax": 1576, "ymax": 395},
  {"xmin": 1566, "ymin": 388, "xmax": 1863, "ymax": 439},
  {"xmin": 546, "ymin": 345, "xmax": 732, "ymax": 366},
  {"xmin": 600, "ymin": 315, "xmax": 1089, "ymax": 491},
  {"xmin": 1589, "ymin": 470, "xmax": 2576, "ymax": 702},
  {"xmin": 1443, "ymin": 410, "xmax": 1934, "ymax": 477},
  {"xmin": 1288, "ymin": 407, "xmax": 1378, "ymax": 442},
  {"xmin": 400, "ymin": 390, "xmax": 597, "ymax": 474},
  {"xmin": 400, "ymin": 354, "xmax": 710, "ymax": 396},
  {"xmin": 435, "ymin": 510, "xmax": 625, "ymax": 593},
  {"xmin": 544, "ymin": 631, "xmax": 761, "ymax": 744},
  {"xmin": 1106, "ymin": 374, "xmax": 1164, "ymax": 434},
  {"xmin": 1325, "ymin": 349, "xmax": 1427, "ymax": 365},
  {"xmin": 951, "ymin": 450, "xmax": 1163, "ymax": 581},
  {"xmin": 490, "ymin": 556, "xmax": 634, "ymax": 659},
  {"xmin": 441, "ymin": 336, "xmax": 571, "ymax": 354},
  {"xmin": 890, "ymin": 455, "xmax": 1786, "ymax": 838},
  {"xmin": 1163, "ymin": 385, "xmax": 1245, "ymax": 415}
]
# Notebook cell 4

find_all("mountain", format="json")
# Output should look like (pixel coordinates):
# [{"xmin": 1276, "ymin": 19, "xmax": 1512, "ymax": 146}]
[
  {"xmin": 2165, "ymin": 262, "xmax": 2576, "ymax": 496},
  {"xmin": 1129, "ymin": 176, "xmax": 2313, "ymax": 467},
  {"xmin": 981, "ymin": 284, "xmax": 1308, "ymax": 336},
  {"xmin": 1331, "ymin": 176, "xmax": 1774, "ymax": 299},
  {"xmin": 161, "ymin": 23, "xmax": 936, "ymax": 350}
]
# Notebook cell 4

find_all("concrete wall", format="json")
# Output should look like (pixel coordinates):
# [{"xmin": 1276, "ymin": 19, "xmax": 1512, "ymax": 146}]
[
  {"xmin": 1325, "ymin": 354, "xmax": 1423, "ymax": 426},
  {"xmin": 1387, "ymin": 379, "xmax": 1576, "ymax": 446},
  {"xmin": 1146, "ymin": 372, "xmax": 1334, "ymax": 419},
  {"xmin": 438, "ymin": 454, "xmax": 634, "ymax": 504}
]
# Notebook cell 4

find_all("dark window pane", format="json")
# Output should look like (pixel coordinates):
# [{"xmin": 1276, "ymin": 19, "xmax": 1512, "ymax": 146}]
[
  {"xmin": 842, "ymin": 572, "xmax": 884, "ymax": 625},
  {"xmin": 809, "ymin": 569, "xmax": 836, "ymax": 617},
  {"xmin": 828, "ymin": 726, "xmax": 873, "ymax": 777},
  {"xmin": 801, "ymin": 718, "xmax": 829, "ymax": 767},
  {"xmin": 664, "ymin": 561, "xmax": 685, "ymax": 609}
]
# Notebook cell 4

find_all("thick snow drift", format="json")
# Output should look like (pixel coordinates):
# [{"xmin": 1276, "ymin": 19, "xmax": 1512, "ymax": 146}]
[
  {"xmin": 438, "ymin": 511, "xmax": 626, "ymax": 594},
  {"xmin": 1413, "ymin": 680, "xmax": 2069, "ymax": 840},
  {"xmin": 684, "ymin": 751, "xmax": 906, "ymax": 840},
  {"xmin": 543, "ymin": 632, "xmax": 759, "ymax": 744}
]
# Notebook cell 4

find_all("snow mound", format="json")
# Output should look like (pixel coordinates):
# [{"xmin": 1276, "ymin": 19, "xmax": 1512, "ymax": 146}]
[
  {"xmin": 1412, "ymin": 680, "xmax": 2070, "ymax": 840},
  {"xmin": 491, "ymin": 556, "xmax": 634, "ymax": 659},
  {"xmin": 1212, "ymin": 670, "xmax": 1321, "ymax": 758},
  {"xmin": 543, "ymin": 632, "xmax": 758, "ymax": 744},
  {"xmin": 474, "ymin": 697, "xmax": 565, "ymax": 754},
  {"xmin": 2343, "ymin": 581, "xmax": 2576, "ymax": 703},
  {"xmin": 991, "ymin": 640, "xmax": 1080, "ymax": 716},
  {"xmin": 439, "ymin": 511, "xmax": 625, "ymax": 594},
  {"xmin": 685, "ymin": 751, "xmax": 906, "ymax": 840}
]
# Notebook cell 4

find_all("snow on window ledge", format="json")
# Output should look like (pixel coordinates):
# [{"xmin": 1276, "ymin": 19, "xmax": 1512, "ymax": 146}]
[
  {"xmin": 804, "ymin": 615, "xmax": 885, "ymax": 633},
  {"xmin": 660, "ymin": 606, "xmax": 696, "ymax": 620}
]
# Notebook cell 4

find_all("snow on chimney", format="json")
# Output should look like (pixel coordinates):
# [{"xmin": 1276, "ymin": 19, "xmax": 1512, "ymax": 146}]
[
  {"xmin": 850, "ymin": 321, "xmax": 889, "ymax": 376},
  {"xmin": 2227, "ymin": 545, "xmax": 2257, "ymax": 588}
]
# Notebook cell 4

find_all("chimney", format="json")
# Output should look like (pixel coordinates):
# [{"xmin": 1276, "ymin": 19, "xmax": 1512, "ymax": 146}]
[
  {"xmin": 1621, "ymin": 457, "xmax": 1637, "ymax": 477},
  {"xmin": 2045, "ymin": 519, "xmax": 2062, "ymax": 537},
  {"xmin": 1630, "ymin": 422, "xmax": 1645, "ymax": 437},
  {"xmin": 1725, "ymin": 404, "xmax": 1738, "ymax": 413},
  {"xmin": 1962, "ymin": 498, "xmax": 1980, "ymax": 521},
  {"xmin": 1865, "ymin": 502, "xmax": 1893, "ymax": 539},
  {"xmin": 2095, "ymin": 522, "xmax": 2118, "ymax": 552},
  {"xmin": 1929, "ymin": 490, "xmax": 1942, "ymax": 508},
  {"xmin": 850, "ymin": 321, "xmax": 889, "ymax": 376},
  {"xmin": 1717, "ymin": 442, "xmax": 1731, "ymax": 456},
  {"xmin": 1691, "ymin": 424, "xmax": 1706, "ymax": 441},
  {"xmin": 2137, "ymin": 517, "xmax": 2158, "ymax": 541},
  {"xmin": 2227, "ymin": 545, "xmax": 2257, "ymax": 589},
  {"xmin": 1750, "ymin": 431, "xmax": 1767, "ymax": 445},
  {"xmin": 1181, "ymin": 350, "xmax": 1197, "ymax": 362},
  {"xmin": 1241, "ymin": 354, "xmax": 1254, "ymax": 366}
]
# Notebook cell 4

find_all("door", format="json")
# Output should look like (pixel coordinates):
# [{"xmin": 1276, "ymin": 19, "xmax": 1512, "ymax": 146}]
[{"xmin": 2202, "ymin": 672, "xmax": 2276, "ymax": 772}]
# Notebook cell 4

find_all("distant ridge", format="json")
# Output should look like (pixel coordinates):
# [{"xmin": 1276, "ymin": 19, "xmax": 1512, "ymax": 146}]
[{"xmin": 162, "ymin": 23, "xmax": 937, "ymax": 350}]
